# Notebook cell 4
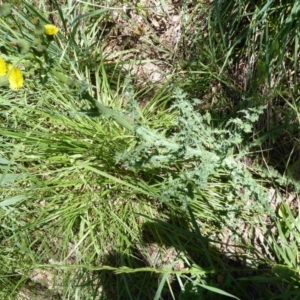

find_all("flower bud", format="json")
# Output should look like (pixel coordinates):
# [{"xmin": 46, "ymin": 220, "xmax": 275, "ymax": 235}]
[
  {"xmin": 0, "ymin": 4, "xmax": 12, "ymax": 17},
  {"xmin": 11, "ymin": 39, "xmax": 31, "ymax": 55},
  {"xmin": 33, "ymin": 18, "xmax": 45, "ymax": 35},
  {"xmin": 33, "ymin": 45, "xmax": 47, "ymax": 56},
  {"xmin": 32, "ymin": 38, "xmax": 42, "ymax": 46}
]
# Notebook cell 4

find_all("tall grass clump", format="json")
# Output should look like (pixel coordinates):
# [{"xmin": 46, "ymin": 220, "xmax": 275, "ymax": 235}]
[
  {"xmin": 0, "ymin": 1, "xmax": 300, "ymax": 300},
  {"xmin": 181, "ymin": 0, "xmax": 300, "ymax": 174},
  {"xmin": 0, "ymin": 1, "xmax": 151, "ymax": 299}
]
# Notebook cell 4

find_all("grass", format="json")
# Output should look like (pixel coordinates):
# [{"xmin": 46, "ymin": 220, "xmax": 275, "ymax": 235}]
[{"xmin": 0, "ymin": 0, "xmax": 300, "ymax": 299}]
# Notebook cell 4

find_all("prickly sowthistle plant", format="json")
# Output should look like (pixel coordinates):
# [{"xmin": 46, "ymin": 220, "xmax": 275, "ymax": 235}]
[{"xmin": 117, "ymin": 88, "xmax": 272, "ymax": 222}]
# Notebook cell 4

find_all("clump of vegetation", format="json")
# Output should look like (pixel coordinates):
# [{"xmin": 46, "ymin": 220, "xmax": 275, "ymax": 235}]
[{"xmin": 0, "ymin": 1, "xmax": 299, "ymax": 299}]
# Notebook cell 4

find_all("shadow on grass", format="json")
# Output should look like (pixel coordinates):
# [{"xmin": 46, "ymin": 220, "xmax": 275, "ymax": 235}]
[{"xmin": 79, "ymin": 213, "xmax": 299, "ymax": 300}]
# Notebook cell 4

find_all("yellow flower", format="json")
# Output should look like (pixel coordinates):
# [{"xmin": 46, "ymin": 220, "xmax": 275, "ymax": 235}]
[
  {"xmin": 7, "ymin": 65, "xmax": 24, "ymax": 90},
  {"xmin": 44, "ymin": 24, "xmax": 59, "ymax": 35},
  {"xmin": 0, "ymin": 57, "xmax": 7, "ymax": 76}
]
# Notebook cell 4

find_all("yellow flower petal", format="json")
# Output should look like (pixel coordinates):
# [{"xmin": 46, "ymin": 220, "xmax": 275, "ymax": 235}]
[
  {"xmin": 44, "ymin": 24, "xmax": 59, "ymax": 35},
  {"xmin": 0, "ymin": 57, "xmax": 7, "ymax": 76},
  {"xmin": 7, "ymin": 65, "xmax": 24, "ymax": 90}
]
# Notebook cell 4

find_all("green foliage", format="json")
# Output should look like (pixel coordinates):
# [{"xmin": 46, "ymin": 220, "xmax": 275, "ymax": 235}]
[
  {"xmin": 0, "ymin": 0, "xmax": 300, "ymax": 299},
  {"xmin": 118, "ymin": 88, "xmax": 271, "ymax": 219}
]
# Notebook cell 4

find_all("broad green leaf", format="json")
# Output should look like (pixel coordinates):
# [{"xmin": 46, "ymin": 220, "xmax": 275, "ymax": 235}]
[
  {"xmin": 0, "ymin": 158, "xmax": 10, "ymax": 165},
  {"xmin": 0, "ymin": 195, "xmax": 25, "ymax": 207},
  {"xmin": 0, "ymin": 173, "xmax": 25, "ymax": 185}
]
